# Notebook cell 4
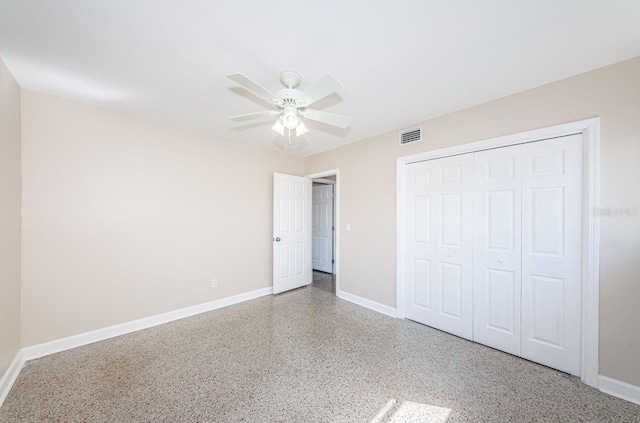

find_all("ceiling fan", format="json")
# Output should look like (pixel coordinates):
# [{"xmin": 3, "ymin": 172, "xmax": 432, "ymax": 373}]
[{"xmin": 227, "ymin": 70, "xmax": 352, "ymax": 138}]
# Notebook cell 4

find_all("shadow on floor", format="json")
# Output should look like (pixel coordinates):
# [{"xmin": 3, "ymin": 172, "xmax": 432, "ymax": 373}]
[{"xmin": 312, "ymin": 270, "xmax": 335, "ymax": 294}]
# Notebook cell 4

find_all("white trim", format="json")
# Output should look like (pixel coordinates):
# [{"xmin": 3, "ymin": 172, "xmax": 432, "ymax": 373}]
[
  {"xmin": 397, "ymin": 158, "xmax": 406, "ymax": 319},
  {"xmin": 581, "ymin": 119, "xmax": 601, "ymax": 388},
  {"xmin": 0, "ymin": 350, "xmax": 25, "ymax": 408},
  {"xmin": 599, "ymin": 375, "xmax": 640, "ymax": 406},
  {"xmin": 337, "ymin": 290, "xmax": 397, "ymax": 318},
  {"xmin": 396, "ymin": 118, "xmax": 600, "ymax": 388},
  {"xmin": 305, "ymin": 169, "xmax": 340, "ymax": 293},
  {"xmin": 398, "ymin": 118, "xmax": 598, "ymax": 164},
  {"xmin": 22, "ymin": 287, "xmax": 273, "ymax": 361},
  {"xmin": 332, "ymin": 183, "xmax": 336, "ymax": 274}
]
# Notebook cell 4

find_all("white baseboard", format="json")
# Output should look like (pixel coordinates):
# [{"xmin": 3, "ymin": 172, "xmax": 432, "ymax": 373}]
[
  {"xmin": 337, "ymin": 290, "xmax": 397, "ymax": 318},
  {"xmin": 22, "ymin": 286, "xmax": 273, "ymax": 361},
  {"xmin": 599, "ymin": 375, "xmax": 640, "ymax": 406},
  {"xmin": 0, "ymin": 350, "xmax": 25, "ymax": 408}
]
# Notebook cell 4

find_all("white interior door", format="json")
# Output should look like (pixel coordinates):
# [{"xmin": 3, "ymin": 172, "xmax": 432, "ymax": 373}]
[
  {"xmin": 312, "ymin": 184, "xmax": 334, "ymax": 273},
  {"xmin": 473, "ymin": 144, "xmax": 523, "ymax": 356},
  {"xmin": 520, "ymin": 135, "xmax": 583, "ymax": 375},
  {"xmin": 273, "ymin": 173, "xmax": 312, "ymax": 294},
  {"xmin": 404, "ymin": 153, "xmax": 474, "ymax": 340}
]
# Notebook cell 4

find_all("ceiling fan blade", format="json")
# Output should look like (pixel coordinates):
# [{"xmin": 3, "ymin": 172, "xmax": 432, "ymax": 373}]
[
  {"xmin": 299, "ymin": 74, "xmax": 343, "ymax": 107},
  {"xmin": 300, "ymin": 109, "xmax": 352, "ymax": 129},
  {"xmin": 227, "ymin": 73, "xmax": 277, "ymax": 103},
  {"xmin": 229, "ymin": 110, "xmax": 276, "ymax": 122}
]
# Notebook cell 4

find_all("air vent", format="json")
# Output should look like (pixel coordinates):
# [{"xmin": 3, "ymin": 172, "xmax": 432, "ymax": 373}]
[{"xmin": 399, "ymin": 127, "xmax": 422, "ymax": 145}]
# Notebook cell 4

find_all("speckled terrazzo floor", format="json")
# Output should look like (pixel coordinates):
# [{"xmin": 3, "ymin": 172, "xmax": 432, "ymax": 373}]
[{"xmin": 1, "ymin": 272, "xmax": 639, "ymax": 422}]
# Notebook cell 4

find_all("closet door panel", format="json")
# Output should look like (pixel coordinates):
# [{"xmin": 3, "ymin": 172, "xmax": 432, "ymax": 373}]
[
  {"xmin": 521, "ymin": 134, "xmax": 583, "ymax": 376},
  {"xmin": 404, "ymin": 154, "xmax": 474, "ymax": 340},
  {"xmin": 434, "ymin": 154, "xmax": 474, "ymax": 340},
  {"xmin": 473, "ymin": 145, "xmax": 522, "ymax": 355},
  {"xmin": 404, "ymin": 161, "xmax": 438, "ymax": 327}
]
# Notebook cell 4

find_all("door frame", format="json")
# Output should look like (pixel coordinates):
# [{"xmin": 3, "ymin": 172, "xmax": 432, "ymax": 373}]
[
  {"xmin": 396, "ymin": 118, "xmax": 600, "ymax": 388},
  {"xmin": 306, "ymin": 169, "xmax": 340, "ymax": 293}
]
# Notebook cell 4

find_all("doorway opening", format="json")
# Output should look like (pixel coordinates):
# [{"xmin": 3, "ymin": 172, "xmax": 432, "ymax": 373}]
[{"xmin": 306, "ymin": 169, "xmax": 340, "ymax": 295}]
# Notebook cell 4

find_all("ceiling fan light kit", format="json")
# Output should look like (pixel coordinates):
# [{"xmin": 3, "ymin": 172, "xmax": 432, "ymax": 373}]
[
  {"xmin": 282, "ymin": 106, "xmax": 300, "ymax": 129},
  {"xmin": 227, "ymin": 70, "xmax": 352, "ymax": 140},
  {"xmin": 271, "ymin": 118, "xmax": 285, "ymax": 136},
  {"xmin": 295, "ymin": 121, "xmax": 309, "ymax": 137}
]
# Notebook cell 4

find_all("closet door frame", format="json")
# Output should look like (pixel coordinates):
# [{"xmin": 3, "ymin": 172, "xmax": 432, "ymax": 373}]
[{"xmin": 396, "ymin": 118, "xmax": 600, "ymax": 389}]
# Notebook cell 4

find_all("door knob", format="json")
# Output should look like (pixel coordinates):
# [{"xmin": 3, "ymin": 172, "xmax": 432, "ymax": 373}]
[{"xmin": 275, "ymin": 237, "xmax": 281, "ymax": 242}]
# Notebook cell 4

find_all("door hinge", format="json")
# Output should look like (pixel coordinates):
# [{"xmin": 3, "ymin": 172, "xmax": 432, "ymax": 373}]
[
  {"xmin": 331, "ymin": 259, "xmax": 335, "ymax": 264},
  {"xmin": 332, "ymin": 193, "xmax": 335, "ymax": 198},
  {"xmin": 332, "ymin": 226, "xmax": 335, "ymax": 231}
]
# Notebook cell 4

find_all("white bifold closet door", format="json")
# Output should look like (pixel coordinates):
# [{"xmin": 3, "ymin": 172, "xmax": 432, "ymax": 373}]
[
  {"xmin": 405, "ymin": 134, "xmax": 583, "ymax": 376},
  {"xmin": 404, "ymin": 153, "xmax": 474, "ymax": 340},
  {"xmin": 474, "ymin": 135, "xmax": 583, "ymax": 375}
]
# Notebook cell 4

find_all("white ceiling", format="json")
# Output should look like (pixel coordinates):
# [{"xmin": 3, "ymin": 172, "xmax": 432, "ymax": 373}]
[{"xmin": 1, "ymin": 1, "xmax": 639, "ymax": 156}]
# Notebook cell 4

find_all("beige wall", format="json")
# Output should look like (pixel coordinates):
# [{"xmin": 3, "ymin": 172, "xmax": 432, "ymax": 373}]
[
  {"xmin": 0, "ymin": 59, "xmax": 21, "ymax": 377},
  {"xmin": 305, "ymin": 57, "xmax": 640, "ymax": 386},
  {"xmin": 20, "ymin": 90, "xmax": 304, "ymax": 347}
]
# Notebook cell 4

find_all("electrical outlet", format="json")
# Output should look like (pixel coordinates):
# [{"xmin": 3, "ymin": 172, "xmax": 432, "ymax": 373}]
[{"xmin": 211, "ymin": 278, "xmax": 218, "ymax": 288}]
